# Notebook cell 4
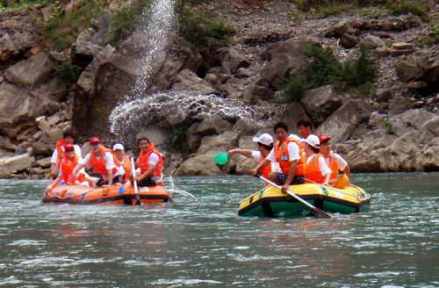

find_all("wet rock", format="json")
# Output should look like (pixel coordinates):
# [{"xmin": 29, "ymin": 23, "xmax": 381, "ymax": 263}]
[
  {"xmin": 175, "ymin": 151, "xmax": 223, "ymax": 176},
  {"xmin": 36, "ymin": 157, "xmax": 51, "ymax": 168},
  {"xmin": 318, "ymin": 100, "xmax": 369, "ymax": 143},
  {"xmin": 421, "ymin": 116, "xmax": 439, "ymax": 136},
  {"xmin": 302, "ymin": 85, "xmax": 343, "ymax": 125},
  {"xmin": 219, "ymin": 47, "xmax": 250, "ymax": 75},
  {"xmin": 0, "ymin": 10, "xmax": 39, "ymax": 62},
  {"xmin": 388, "ymin": 109, "xmax": 436, "ymax": 136},
  {"xmin": 5, "ymin": 53, "xmax": 54, "ymax": 86},
  {"xmin": 0, "ymin": 153, "xmax": 34, "ymax": 177},
  {"xmin": 172, "ymin": 69, "xmax": 216, "ymax": 94},
  {"xmin": 197, "ymin": 131, "xmax": 239, "ymax": 154},
  {"xmin": 192, "ymin": 115, "xmax": 233, "ymax": 136},
  {"xmin": 360, "ymin": 34, "xmax": 385, "ymax": 49}
]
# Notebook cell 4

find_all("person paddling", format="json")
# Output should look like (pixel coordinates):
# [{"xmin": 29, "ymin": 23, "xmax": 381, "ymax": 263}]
[
  {"xmin": 319, "ymin": 135, "xmax": 350, "ymax": 188},
  {"xmin": 228, "ymin": 133, "xmax": 277, "ymax": 178},
  {"xmin": 303, "ymin": 135, "xmax": 331, "ymax": 185},
  {"xmin": 47, "ymin": 144, "xmax": 87, "ymax": 191},
  {"xmin": 50, "ymin": 129, "xmax": 82, "ymax": 179},
  {"xmin": 254, "ymin": 122, "xmax": 305, "ymax": 193},
  {"xmin": 112, "ymin": 144, "xmax": 131, "ymax": 183},
  {"xmin": 72, "ymin": 137, "xmax": 117, "ymax": 187},
  {"xmin": 135, "ymin": 137, "xmax": 165, "ymax": 187}
]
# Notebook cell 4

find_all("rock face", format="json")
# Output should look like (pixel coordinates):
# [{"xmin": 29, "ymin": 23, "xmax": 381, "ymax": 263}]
[
  {"xmin": 5, "ymin": 53, "xmax": 54, "ymax": 86},
  {"xmin": 0, "ymin": 154, "xmax": 34, "ymax": 177},
  {"xmin": 175, "ymin": 151, "xmax": 223, "ymax": 176},
  {"xmin": 301, "ymin": 85, "xmax": 343, "ymax": 125}
]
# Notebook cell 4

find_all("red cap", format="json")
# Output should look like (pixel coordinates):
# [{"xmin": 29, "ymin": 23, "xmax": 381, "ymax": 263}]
[
  {"xmin": 64, "ymin": 144, "xmax": 74, "ymax": 152},
  {"xmin": 89, "ymin": 137, "xmax": 100, "ymax": 145},
  {"xmin": 319, "ymin": 135, "xmax": 331, "ymax": 144}
]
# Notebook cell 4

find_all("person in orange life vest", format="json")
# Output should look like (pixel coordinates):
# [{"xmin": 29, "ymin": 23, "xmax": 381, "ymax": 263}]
[
  {"xmin": 112, "ymin": 143, "xmax": 132, "ymax": 183},
  {"xmin": 228, "ymin": 133, "xmax": 277, "ymax": 178},
  {"xmin": 50, "ymin": 129, "xmax": 82, "ymax": 179},
  {"xmin": 297, "ymin": 120, "xmax": 313, "ymax": 140},
  {"xmin": 319, "ymin": 135, "xmax": 351, "ymax": 188},
  {"xmin": 303, "ymin": 135, "xmax": 331, "ymax": 185},
  {"xmin": 47, "ymin": 144, "xmax": 86, "ymax": 191},
  {"xmin": 254, "ymin": 122, "xmax": 305, "ymax": 193},
  {"xmin": 135, "ymin": 137, "xmax": 164, "ymax": 187},
  {"xmin": 72, "ymin": 137, "xmax": 117, "ymax": 187}
]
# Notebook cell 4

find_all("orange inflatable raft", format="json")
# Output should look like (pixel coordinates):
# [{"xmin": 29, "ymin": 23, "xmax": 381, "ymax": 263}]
[{"xmin": 42, "ymin": 183, "xmax": 171, "ymax": 205}]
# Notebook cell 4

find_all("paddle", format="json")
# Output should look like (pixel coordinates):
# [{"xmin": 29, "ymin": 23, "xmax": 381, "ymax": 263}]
[
  {"xmin": 130, "ymin": 157, "xmax": 141, "ymax": 206},
  {"xmin": 258, "ymin": 175, "xmax": 332, "ymax": 219}
]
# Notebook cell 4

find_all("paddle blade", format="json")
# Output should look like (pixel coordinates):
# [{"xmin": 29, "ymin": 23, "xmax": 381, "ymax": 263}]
[
  {"xmin": 214, "ymin": 152, "xmax": 230, "ymax": 167},
  {"xmin": 314, "ymin": 208, "xmax": 332, "ymax": 218}
]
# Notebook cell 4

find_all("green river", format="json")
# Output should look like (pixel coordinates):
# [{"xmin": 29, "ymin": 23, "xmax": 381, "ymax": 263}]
[{"xmin": 0, "ymin": 173, "xmax": 438, "ymax": 287}]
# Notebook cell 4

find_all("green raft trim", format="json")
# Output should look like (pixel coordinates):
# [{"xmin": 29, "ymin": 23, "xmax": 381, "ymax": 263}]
[{"xmin": 239, "ymin": 195, "xmax": 370, "ymax": 218}]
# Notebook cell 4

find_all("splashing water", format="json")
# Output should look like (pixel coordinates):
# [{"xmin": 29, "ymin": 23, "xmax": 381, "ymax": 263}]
[
  {"xmin": 109, "ymin": 91, "xmax": 258, "ymax": 137},
  {"xmin": 131, "ymin": 0, "xmax": 176, "ymax": 100}
]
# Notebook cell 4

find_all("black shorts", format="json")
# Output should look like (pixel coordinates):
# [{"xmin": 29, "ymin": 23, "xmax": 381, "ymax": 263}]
[
  {"xmin": 137, "ymin": 177, "xmax": 156, "ymax": 187},
  {"xmin": 95, "ymin": 175, "xmax": 122, "ymax": 187},
  {"xmin": 274, "ymin": 173, "xmax": 305, "ymax": 186}
]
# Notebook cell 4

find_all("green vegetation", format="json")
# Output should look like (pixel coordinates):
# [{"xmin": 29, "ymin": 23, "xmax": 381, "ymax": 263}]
[
  {"xmin": 417, "ymin": 23, "xmax": 439, "ymax": 47},
  {"xmin": 0, "ymin": 0, "xmax": 48, "ymax": 12},
  {"xmin": 383, "ymin": 117, "xmax": 395, "ymax": 135},
  {"xmin": 56, "ymin": 63, "xmax": 82, "ymax": 84},
  {"xmin": 169, "ymin": 123, "xmax": 191, "ymax": 153},
  {"xmin": 178, "ymin": 7, "xmax": 235, "ymax": 49},
  {"xmin": 386, "ymin": 0, "xmax": 429, "ymax": 21},
  {"xmin": 107, "ymin": 0, "xmax": 151, "ymax": 45},
  {"xmin": 44, "ymin": 0, "xmax": 104, "ymax": 50},
  {"xmin": 279, "ymin": 44, "xmax": 376, "ymax": 103}
]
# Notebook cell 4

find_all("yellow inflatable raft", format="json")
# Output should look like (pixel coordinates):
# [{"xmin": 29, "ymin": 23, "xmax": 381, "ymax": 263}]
[{"xmin": 239, "ymin": 183, "xmax": 370, "ymax": 218}]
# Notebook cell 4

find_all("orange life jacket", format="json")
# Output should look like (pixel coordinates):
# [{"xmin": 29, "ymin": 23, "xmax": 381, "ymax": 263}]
[
  {"xmin": 89, "ymin": 145, "xmax": 112, "ymax": 177},
  {"xmin": 304, "ymin": 154, "xmax": 326, "ymax": 184},
  {"xmin": 113, "ymin": 153, "xmax": 132, "ymax": 181},
  {"xmin": 136, "ymin": 144, "xmax": 164, "ymax": 178},
  {"xmin": 258, "ymin": 157, "xmax": 271, "ymax": 178},
  {"xmin": 60, "ymin": 155, "xmax": 84, "ymax": 184},
  {"xmin": 274, "ymin": 139, "xmax": 304, "ymax": 176},
  {"xmin": 55, "ymin": 139, "xmax": 66, "ymax": 167},
  {"xmin": 326, "ymin": 154, "xmax": 340, "ymax": 181},
  {"xmin": 287, "ymin": 136, "xmax": 306, "ymax": 176}
]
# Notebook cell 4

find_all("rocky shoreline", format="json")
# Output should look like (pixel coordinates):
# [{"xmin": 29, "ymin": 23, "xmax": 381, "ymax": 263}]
[{"xmin": 1, "ymin": 0, "xmax": 439, "ymax": 178}]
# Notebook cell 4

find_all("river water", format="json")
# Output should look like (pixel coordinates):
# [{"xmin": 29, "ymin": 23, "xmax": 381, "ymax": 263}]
[{"xmin": 0, "ymin": 173, "xmax": 438, "ymax": 287}]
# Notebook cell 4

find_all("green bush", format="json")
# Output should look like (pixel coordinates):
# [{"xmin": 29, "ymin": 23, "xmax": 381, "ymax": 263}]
[
  {"xmin": 44, "ymin": 0, "xmax": 104, "ymax": 50},
  {"xmin": 107, "ymin": 1, "xmax": 151, "ymax": 45},
  {"xmin": 56, "ymin": 63, "xmax": 82, "ymax": 84},
  {"xmin": 386, "ymin": 0, "xmax": 429, "ymax": 21},
  {"xmin": 178, "ymin": 8, "xmax": 235, "ymax": 49},
  {"xmin": 279, "ymin": 44, "xmax": 376, "ymax": 102},
  {"xmin": 0, "ymin": 0, "xmax": 49, "ymax": 11}
]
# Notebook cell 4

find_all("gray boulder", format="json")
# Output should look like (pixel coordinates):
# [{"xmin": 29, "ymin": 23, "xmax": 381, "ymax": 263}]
[
  {"xmin": 175, "ymin": 151, "xmax": 223, "ymax": 176},
  {"xmin": 0, "ymin": 153, "xmax": 34, "ymax": 177},
  {"xmin": 301, "ymin": 85, "xmax": 343, "ymax": 125},
  {"xmin": 5, "ymin": 53, "xmax": 54, "ymax": 86},
  {"xmin": 172, "ymin": 69, "xmax": 216, "ymax": 94}
]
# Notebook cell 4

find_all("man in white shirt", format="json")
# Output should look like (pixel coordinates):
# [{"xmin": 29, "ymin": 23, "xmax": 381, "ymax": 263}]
[
  {"xmin": 254, "ymin": 122, "xmax": 305, "ymax": 192},
  {"xmin": 72, "ymin": 137, "xmax": 116, "ymax": 187},
  {"xmin": 50, "ymin": 130, "xmax": 82, "ymax": 178}
]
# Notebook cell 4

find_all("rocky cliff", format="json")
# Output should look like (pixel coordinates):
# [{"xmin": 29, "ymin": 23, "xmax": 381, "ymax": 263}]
[{"xmin": 1, "ymin": 0, "xmax": 439, "ymax": 178}]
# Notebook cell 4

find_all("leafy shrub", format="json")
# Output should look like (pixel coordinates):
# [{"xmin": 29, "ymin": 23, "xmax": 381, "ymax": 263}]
[
  {"xmin": 279, "ymin": 44, "xmax": 376, "ymax": 102},
  {"xmin": 0, "ymin": 0, "xmax": 48, "ymax": 11},
  {"xmin": 178, "ymin": 8, "xmax": 235, "ymax": 49},
  {"xmin": 44, "ymin": 0, "xmax": 104, "ymax": 50},
  {"xmin": 56, "ymin": 63, "xmax": 82, "ymax": 84},
  {"xmin": 386, "ymin": 0, "xmax": 429, "ymax": 21}
]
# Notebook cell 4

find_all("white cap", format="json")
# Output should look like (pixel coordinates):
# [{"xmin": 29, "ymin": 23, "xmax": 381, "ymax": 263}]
[
  {"xmin": 288, "ymin": 134, "xmax": 301, "ymax": 142},
  {"xmin": 113, "ymin": 143, "xmax": 124, "ymax": 151},
  {"xmin": 252, "ymin": 133, "xmax": 274, "ymax": 146},
  {"xmin": 304, "ymin": 135, "xmax": 320, "ymax": 149}
]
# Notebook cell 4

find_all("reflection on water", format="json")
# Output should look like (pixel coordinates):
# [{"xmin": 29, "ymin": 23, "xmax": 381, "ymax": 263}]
[{"xmin": 0, "ymin": 174, "xmax": 439, "ymax": 287}]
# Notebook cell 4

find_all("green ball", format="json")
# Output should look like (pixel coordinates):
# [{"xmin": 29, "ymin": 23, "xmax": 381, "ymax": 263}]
[{"xmin": 214, "ymin": 152, "xmax": 230, "ymax": 167}]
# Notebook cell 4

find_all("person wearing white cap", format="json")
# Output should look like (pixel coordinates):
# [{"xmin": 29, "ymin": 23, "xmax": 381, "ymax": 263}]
[
  {"xmin": 228, "ymin": 133, "xmax": 278, "ymax": 178},
  {"xmin": 254, "ymin": 122, "xmax": 305, "ymax": 192},
  {"xmin": 303, "ymin": 135, "xmax": 331, "ymax": 185},
  {"xmin": 112, "ymin": 144, "xmax": 131, "ymax": 183}
]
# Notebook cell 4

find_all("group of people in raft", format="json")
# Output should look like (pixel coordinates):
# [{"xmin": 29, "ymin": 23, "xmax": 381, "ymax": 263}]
[
  {"xmin": 47, "ymin": 119, "xmax": 349, "ymax": 192},
  {"xmin": 47, "ymin": 131, "xmax": 164, "ymax": 190},
  {"xmin": 228, "ymin": 120, "xmax": 350, "ymax": 192}
]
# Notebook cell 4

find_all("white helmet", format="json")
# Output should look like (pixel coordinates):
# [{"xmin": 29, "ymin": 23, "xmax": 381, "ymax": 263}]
[
  {"xmin": 113, "ymin": 143, "xmax": 125, "ymax": 151},
  {"xmin": 304, "ymin": 135, "xmax": 320, "ymax": 149},
  {"xmin": 252, "ymin": 133, "xmax": 274, "ymax": 146}
]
